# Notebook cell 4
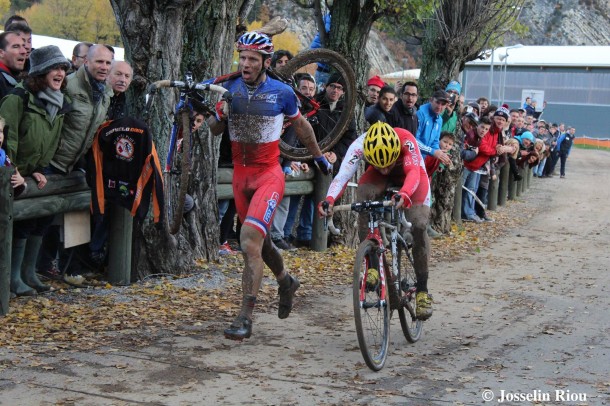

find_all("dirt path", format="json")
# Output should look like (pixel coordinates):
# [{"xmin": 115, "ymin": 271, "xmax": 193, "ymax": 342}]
[{"xmin": 1, "ymin": 149, "xmax": 609, "ymax": 405}]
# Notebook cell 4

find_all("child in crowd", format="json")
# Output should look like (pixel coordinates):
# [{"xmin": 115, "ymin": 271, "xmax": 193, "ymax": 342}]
[
  {"xmin": 0, "ymin": 116, "xmax": 26, "ymax": 197},
  {"xmin": 425, "ymin": 131, "xmax": 454, "ymax": 182}
]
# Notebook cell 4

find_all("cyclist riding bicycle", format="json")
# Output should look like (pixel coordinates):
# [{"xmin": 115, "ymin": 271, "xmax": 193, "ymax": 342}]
[
  {"xmin": 318, "ymin": 121, "xmax": 434, "ymax": 320},
  {"xmin": 207, "ymin": 31, "xmax": 332, "ymax": 340}
]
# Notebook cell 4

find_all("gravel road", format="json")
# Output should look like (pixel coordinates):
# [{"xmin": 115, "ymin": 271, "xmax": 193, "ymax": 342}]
[{"xmin": 1, "ymin": 148, "xmax": 608, "ymax": 406}]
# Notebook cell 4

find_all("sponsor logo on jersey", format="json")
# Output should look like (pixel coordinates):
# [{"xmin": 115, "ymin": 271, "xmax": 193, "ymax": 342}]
[{"xmin": 263, "ymin": 192, "xmax": 280, "ymax": 223}]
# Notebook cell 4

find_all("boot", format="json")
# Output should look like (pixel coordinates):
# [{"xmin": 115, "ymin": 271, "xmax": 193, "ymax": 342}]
[
  {"xmin": 22, "ymin": 236, "xmax": 51, "ymax": 293},
  {"xmin": 10, "ymin": 239, "xmax": 36, "ymax": 297},
  {"xmin": 426, "ymin": 224, "xmax": 442, "ymax": 239}
]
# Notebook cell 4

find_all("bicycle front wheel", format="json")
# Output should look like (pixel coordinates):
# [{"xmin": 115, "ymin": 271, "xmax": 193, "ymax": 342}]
[
  {"xmin": 396, "ymin": 240, "xmax": 423, "ymax": 343},
  {"xmin": 164, "ymin": 111, "xmax": 191, "ymax": 235},
  {"xmin": 276, "ymin": 48, "xmax": 356, "ymax": 161},
  {"xmin": 353, "ymin": 239, "xmax": 390, "ymax": 371}
]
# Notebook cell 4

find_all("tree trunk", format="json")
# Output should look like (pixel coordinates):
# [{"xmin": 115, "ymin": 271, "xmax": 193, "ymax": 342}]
[
  {"xmin": 325, "ymin": 0, "xmax": 377, "ymax": 248},
  {"xmin": 110, "ymin": 0, "xmax": 246, "ymax": 277}
]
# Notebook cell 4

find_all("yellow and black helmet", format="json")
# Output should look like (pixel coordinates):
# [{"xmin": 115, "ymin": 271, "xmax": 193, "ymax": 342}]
[{"xmin": 363, "ymin": 122, "xmax": 401, "ymax": 168}]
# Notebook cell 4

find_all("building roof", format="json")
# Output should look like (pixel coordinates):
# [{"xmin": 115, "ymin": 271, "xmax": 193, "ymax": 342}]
[{"xmin": 466, "ymin": 45, "xmax": 610, "ymax": 68}]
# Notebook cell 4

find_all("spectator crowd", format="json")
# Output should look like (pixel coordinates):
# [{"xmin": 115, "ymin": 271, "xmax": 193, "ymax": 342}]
[{"xmin": 1, "ymin": 14, "xmax": 578, "ymax": 301}]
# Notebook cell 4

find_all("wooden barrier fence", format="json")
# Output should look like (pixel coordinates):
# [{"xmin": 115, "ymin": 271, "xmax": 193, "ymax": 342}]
[{"xmin": 2, "ymin": 161, "xmax": 530, "ymax": 316}]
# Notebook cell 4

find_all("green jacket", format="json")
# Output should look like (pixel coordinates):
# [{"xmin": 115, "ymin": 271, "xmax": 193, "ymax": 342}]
[
  {"xmin": 441, "ymin": 109, "xmax": 458, "ymax": 134},
  {"xmin": 0, "ymin": 83, "xmax": 71, "ymax": 176},
  {"xmin": 50, "ymin": 66, "xmax": 112, "ymax": 173}
]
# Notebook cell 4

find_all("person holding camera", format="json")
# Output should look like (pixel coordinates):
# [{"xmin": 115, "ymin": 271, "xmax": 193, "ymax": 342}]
[{"xmin": 441, "ymin": 80, "xmax": 461, "ymax": 133}]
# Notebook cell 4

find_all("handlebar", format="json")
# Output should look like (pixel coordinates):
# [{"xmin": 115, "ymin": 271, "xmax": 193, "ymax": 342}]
[
  {"xmin": 145, "ymin": 78, "xmax": 232, "ymax": 116},
  {"xmin": 325, "ymin": 199, "xmax": 412, "ymax": 236},
  {"xmin": 147, "ymin": 80, "xmax": 229, "ymax": 97}
]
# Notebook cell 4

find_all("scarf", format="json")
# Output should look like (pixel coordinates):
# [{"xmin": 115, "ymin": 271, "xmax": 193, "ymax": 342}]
[{"xmin": 37, "ymin": 87, "xmax": 64, "ymax": 123}]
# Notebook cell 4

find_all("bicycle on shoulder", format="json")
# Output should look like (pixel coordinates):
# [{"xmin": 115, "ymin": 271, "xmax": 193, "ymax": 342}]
[
  {"xmin": 145, "ymin": 47, "xmax": 355, "ymax": 234},
  {"xmin": 324, "ymin": 195, "xmax": 423, "ymax": 371}
]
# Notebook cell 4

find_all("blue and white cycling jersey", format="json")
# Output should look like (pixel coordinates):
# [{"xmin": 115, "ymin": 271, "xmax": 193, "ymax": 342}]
[{"xmin": 220, "ymin": 75, "xmax": 300, "ymax": 166}]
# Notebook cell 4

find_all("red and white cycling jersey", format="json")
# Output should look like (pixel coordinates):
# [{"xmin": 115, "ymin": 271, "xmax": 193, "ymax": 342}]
[{"xmin": 326, "ymin": 127, "xmax": 431, "ymax": 206}]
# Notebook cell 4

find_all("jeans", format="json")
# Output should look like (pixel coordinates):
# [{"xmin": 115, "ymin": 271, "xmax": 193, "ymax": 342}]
[
  {"xmin": 462, "ymin": 168, "xmax": 481, "ymax": 219},
  {"xmin": 284, "ymin": 195, "xmax": 301, "ymax": 238},
  {"xmin": 535, "ymin": 157, "xmax": 547, "ymax": 177},
  {"xmin": 296, "ymin": 195, "xmax": 314, "ymax": 241},
  {"xmin": 218, "ymin": 199, "xmax": 230, "ymax": 222},
  {"xmin": 270, "ymin": 196, "xmax": 291, "ymax": 241}
]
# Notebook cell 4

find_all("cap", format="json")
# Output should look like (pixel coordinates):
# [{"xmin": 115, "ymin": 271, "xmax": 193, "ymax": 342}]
[{"xmin": 432, "ymin": 90, "xmax": 449, "ymax": 102}]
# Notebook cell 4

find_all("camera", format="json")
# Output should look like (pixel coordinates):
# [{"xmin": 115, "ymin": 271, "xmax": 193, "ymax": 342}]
[{"xmin": 449, "ymin": 93, "xmax": 458, "ymax": 105}]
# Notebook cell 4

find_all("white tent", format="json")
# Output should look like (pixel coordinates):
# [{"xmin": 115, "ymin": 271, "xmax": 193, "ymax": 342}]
[
  {"xmin": 380, "ymin": 69, "xmax": 420, "ymax": 82},
  {"xmin": 3, "ymin": 31, "xmax": 125, "ymax": 61}
]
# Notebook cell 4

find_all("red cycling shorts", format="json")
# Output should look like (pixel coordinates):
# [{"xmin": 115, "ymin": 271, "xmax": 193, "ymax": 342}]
[{"xmin": 232, "ymin": 164, "xmax": 285, "ymax": 237}]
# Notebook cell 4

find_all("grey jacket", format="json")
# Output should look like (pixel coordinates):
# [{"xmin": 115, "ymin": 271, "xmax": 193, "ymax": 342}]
[{"xmin": 51, "ymin": 65, "xmax": 112, "ymax": 173}]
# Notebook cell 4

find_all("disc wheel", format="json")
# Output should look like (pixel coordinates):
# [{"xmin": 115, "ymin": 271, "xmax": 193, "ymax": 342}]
[
  {"xmin": 275, "ymin": 48, "xmax": 356, "ymax": 161},
  {"xmin": 164, "ymin": 111, "xmax": 191, "ymax": 235},
  {"xmin": 396, "ymin": 240, "xmax": 423, "ymax": 343},
  {"xmin": 353, "ymin": 239, "xmax": 390, "ymax": 371}
]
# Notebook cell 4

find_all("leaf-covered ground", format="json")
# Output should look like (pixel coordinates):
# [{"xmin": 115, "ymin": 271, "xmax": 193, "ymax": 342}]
[{"xmin": 0, "ymin": 199, "xmax": 535, "ymax": 358}]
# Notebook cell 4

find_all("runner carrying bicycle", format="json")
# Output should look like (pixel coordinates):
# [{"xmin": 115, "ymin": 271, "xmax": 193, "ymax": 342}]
[
  {"xmin": 318, "ymin": 122, "xmax": 434, "ymax": 320},
  {"xmin": 207, "ymin": 32, "xmax": 332, "ymax": 340}
]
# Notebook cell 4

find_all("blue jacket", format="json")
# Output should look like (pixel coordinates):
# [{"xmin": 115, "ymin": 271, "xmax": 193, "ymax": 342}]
[
  {"xmin": 309, "ymin": 14, "xmax": 331, "ymax": 50},
  {"xmin": 556, "ymin": 132, "xmax": 574, "ymax": 156},
  {"xmin": 415, "ymin": 102, "xmax": 443, "ymax": 158}
]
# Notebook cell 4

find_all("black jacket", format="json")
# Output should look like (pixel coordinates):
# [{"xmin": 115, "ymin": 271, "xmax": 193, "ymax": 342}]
[
  {"xmin": 390, "ymin": 98, "xmax": 418, "ymax": 135},
  {"xmin": 88, "ymin": 117, "xmax": 164, "ymax": 222}
]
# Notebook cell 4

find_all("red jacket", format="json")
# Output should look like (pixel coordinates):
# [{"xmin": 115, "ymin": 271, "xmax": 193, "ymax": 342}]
[{"xmin": 463, "ymin": 132, "xmax": 497, "ymax": 172}]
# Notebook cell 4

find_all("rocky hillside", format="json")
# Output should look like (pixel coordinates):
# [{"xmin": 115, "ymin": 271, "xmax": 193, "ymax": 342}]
[
  {"xmin": 508, "ymin": 0, "xmax": 610, "ymax": 45},
  {"xmin": 261, "ymin": 0, "xmax": 610, "ymax": 73}
]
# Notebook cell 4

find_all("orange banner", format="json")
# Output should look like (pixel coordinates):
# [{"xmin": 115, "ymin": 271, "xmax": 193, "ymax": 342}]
[{"xmin": 574, "ymin": 138, "xmax": 610, "ymax": 148}]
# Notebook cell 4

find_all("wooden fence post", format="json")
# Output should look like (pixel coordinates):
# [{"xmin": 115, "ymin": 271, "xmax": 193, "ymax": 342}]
[
  {"xmin": 526, "ymin": 166, "xmax": 532, "ymax": 189},
  {"xmin": 508, "ymin": 170, "xmax": 517, "ymax": 200},
  {"xmin": 498, "ymin": 164, "xmax": 509, "ymax": 206},
  {"xmin": 311, "ymin": 169, "xmax": 332, "ymax": 252},
  {"xmin": 107, "ymin": 205, "xmax": 133, "ymax": 285},
  {"xmin": 0, "ymin": 167, "xmax": 14, "ymax": 316},
  {"xmin": 487, "ymin": 174, "xmax": 499, "ymax": 211},
  {"xmin": 452, "ymin": 177, "xmax": 463, "ymax": 225}
]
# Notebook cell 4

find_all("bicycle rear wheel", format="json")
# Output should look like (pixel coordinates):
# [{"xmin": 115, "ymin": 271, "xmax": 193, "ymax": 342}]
[
  {"xmin": 164, "ymin": 111, "xmax": 191, "ymax": 234},
  {"xmin": 353, "ymin": 239, "xmax": 390, "ymax": 371},
  {"xmin": 396, "ymin": 240, "xmax": 423, "ymax": 343},
  {"xmin": 275, "ymin": 48, "xmax": 356, "ymax": 161}
]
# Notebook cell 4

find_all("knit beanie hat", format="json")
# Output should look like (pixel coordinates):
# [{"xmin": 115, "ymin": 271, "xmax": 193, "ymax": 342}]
[
  {"xmin": 326, "ymin": 72, "xmax": 346, "ymax": 88},
  {"xmin": 494, "ymin": 106, "xmax": 510, "ymax": 120},
  {"xmin": 445, "ymin": 80, "xmax": 461, "ymax": 94},
  {"xmin": 367, "ymin": 75, "xmax": 384, "ymax": 89},
  {"xmin": 29, "ymin": 45, "xmax": 70, "ymax": 77}
]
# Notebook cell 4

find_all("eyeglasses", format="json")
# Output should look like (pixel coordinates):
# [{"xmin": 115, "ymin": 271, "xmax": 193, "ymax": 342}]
[
  {"xmin": 74, "ymin": 55, "xmax": 86, "ymax": 60},
  {"xmin": 328, "ymin": 83, "xmax": 343, "ymax": 91},
  {"xmin": 446, "ymin": 90, "xmax": 459, "ymax": 95},
  {"xmin": 402, "ymin": 92, "xmax": 418, "ymax": 98}
]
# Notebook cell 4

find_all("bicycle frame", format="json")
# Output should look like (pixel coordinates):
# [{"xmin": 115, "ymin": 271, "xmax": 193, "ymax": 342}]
[{"xmin": 328, "ymin": 200, "xmax": 415, "ymax": 316}]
